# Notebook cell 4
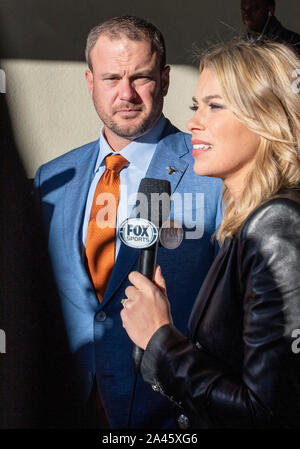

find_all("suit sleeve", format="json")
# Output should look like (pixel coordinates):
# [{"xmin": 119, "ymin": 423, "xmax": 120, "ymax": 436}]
[{"xmin": 141, "ymin": 198, "xmax": 300, "ymax": 428}]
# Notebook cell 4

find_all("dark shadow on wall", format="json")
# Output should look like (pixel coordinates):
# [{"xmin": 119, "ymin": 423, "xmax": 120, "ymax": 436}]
[
  {"xmin": 0, "ymin": 93, "xmax": 44, "ymax": 427},
  {"xmin": 0, "ymin": 92, "xmax": 79, "ymax": 428},
  {"xmin": 0, "ymin": 0, "xmax": 245, "ymax": 64},
  {"xmin": 0, "ymin": 0, "xmax": 299, "ymax": 64}
]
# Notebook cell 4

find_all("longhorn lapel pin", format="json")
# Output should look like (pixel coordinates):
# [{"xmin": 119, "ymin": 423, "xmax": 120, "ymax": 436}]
[{"xmin": 167, "ymin": 165, "xmax": 182, "ymax": 175}]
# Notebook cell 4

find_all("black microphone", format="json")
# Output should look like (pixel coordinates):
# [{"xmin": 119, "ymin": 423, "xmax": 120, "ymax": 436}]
[
  {"xmin": 119, "ymin": 178, "xmax": 171, "ymax": 373},
  {"xmin": 133, "ymin": 178, "xmax": 171, "ymax": 373}
]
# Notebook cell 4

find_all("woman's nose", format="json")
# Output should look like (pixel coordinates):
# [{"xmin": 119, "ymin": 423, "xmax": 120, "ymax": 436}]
[{"xmin": 186, "ymin": 111, "xmax": 205, "ymax": 133}]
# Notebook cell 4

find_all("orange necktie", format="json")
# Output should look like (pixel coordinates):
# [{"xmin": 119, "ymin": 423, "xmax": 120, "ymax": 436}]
[{"xmin": 86, "ymin": 154, "xmax": 128, "ymax": 302}]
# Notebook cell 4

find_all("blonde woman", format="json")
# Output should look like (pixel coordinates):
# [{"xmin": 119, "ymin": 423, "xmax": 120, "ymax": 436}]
[{"xmin": 121, "ymin": 40, "xmax": 300, "ymax": 428}]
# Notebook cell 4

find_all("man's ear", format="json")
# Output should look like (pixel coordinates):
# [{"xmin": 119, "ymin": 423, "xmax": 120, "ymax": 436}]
[
  {"xmin": 161, "ymin": 65, "xmax": 170, "ymax": 97},
  {"xmin": 85, "ymin": 69, "xmax": 93, "ymax": 97}
]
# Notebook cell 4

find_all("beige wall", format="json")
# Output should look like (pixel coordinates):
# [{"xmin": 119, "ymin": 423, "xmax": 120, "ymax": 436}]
[{"xmin": 2, "ymin": 60, "xmax": 199, "ymax": 177}]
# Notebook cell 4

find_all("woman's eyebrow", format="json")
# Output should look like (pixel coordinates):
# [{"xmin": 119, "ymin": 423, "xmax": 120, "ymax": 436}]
[
  {"xmin": 192, "ymin": 94, "xmax": 223, "ymax": 103},
  {"xmin": 202, "ymin": 95, "xmax": 222, "ymax": 102}
]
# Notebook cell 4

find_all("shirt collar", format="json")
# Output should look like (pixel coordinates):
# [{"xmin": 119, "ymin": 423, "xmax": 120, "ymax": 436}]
[{"xmin": 94, "ymin": 115, "xmax": 167, "ymax": 174}]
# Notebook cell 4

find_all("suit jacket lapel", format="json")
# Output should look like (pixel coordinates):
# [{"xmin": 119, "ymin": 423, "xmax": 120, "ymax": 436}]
[
  {"xmin": 100, "ymin": 121, "xmax": 190, "ymax": 308},
  {"xmin": 100, "ymin": 243, "xmax": 139, "ymax": 306},
  {"xmin": 145, "ymin": 120, "xmax": 190, "ymax": 192}
]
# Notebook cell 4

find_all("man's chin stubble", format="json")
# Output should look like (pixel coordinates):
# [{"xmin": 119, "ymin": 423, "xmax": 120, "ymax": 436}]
[{"xmin": 107, "ymin": 116, "xmax": 155, "ymax": 140}]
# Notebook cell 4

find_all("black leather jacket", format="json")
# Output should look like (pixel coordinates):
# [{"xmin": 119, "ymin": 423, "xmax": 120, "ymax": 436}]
[{"xmin": 141, "ymin": 190, "xmax": 300, "ymax": 428}]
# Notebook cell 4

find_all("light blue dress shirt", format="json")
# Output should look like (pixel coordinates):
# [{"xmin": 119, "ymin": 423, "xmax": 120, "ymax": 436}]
[{"xmin": 82, "ymin": 115, "xmax": 167, "ymax": 258}]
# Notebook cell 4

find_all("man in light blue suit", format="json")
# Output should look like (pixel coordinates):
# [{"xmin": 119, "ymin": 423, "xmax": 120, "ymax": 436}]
[{"xmin": 34, "ymin": 16, "xmax": 222, "ymax": 429}]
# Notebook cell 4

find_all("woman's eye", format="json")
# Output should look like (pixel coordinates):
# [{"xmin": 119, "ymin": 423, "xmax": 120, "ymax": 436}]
[
  {"xmin": 189, "ymin": 105, "xmax": 198, "ymax": 111},
  {"xmin": 209, "ymin": 103, "xmax": 223, "ymax": 110}
]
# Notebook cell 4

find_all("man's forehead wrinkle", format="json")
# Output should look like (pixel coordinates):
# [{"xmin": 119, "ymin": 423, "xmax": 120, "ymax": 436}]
[
  {"xmin": 95, "ymin": 50, "xmax": 157, "ymax": 78},
  {"xmin": 98, "ymin": 59, "xmax": 156, "ymax": 76},
  {"xmin": 99, "ymin": 66, "xmax": 155, "ymax": 77}
]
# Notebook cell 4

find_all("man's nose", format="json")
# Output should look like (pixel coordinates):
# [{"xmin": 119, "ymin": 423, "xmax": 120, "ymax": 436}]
[{"xmin": 119, "ymin": 79, "xmax": 136, "ymax": 101}]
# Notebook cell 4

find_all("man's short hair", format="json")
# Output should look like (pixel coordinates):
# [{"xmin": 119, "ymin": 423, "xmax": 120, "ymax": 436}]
[{"xmin": 85, "ymin": 16, "xmax": 166, "ymax": 72}]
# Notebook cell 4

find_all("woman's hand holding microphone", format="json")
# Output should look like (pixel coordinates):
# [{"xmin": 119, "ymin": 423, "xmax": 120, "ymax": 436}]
[{"xmin": 120, "ymin": 265, "xmax": 173, "ymax": 350}]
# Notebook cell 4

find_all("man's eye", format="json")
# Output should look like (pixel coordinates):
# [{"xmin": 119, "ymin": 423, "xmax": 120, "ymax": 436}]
[
  {"xmin": 189, "ymin": 105, "xmax": 198, "ymax": 111},
  {"xmin": 134, "ymin": 76, "xmax": 152, "ymax": 83}
]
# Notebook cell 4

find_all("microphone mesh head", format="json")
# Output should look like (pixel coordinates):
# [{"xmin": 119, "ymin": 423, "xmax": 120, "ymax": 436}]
[{"xmin": 136, "ymin": 178, "xmax": 171, "ymax": 228}]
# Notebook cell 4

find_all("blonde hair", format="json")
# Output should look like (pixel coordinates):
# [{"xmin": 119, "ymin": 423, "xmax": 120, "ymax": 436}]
[{"xmin": 198, "ymin": 40, "xmax": 300, "ymax": 243}]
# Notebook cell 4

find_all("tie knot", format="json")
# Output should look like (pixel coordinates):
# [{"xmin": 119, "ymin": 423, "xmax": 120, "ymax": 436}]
[{"xmin": 105, "ymin": 154, "xmax": 128, "ymax": 173}]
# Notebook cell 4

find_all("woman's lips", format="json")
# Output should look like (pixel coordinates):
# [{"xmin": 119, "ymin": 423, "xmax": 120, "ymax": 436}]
[
  {"xmin": 191, "ymin": 140, "xmax": 213, "ymax": 156},
  {"xmin": 191, "ymin": 140, "xmax": 212, "ymax": 145},
  {"xmin": 192, "ymin": 148, "xmax": 213, "ymax": 156}
]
